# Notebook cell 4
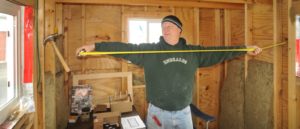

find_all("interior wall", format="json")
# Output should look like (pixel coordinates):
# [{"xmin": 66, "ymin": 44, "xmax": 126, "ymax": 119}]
[
  {"xmin": 197, "ymin": 8, "xmax": 223, "ymax": 129},
  {"xmin": 35, "ymin": 0, "xmax": 300, "ymax": 128},
  {"xmin": 249, "ymin": 0, "xmax": 287, "ymax": 128},
  {"xmin": 221, "ymin": 0, "xmax": 289, "ymax": 129},
  {"xmin": 64, "ymin": 5, "xmax": 122, "ymax": 73},
  {"xmin": 281, "ymin": 0, "xmax": 289, "ymax": 128},
  {"xmin": 47, "ymin": 1, "xmax": 292, "ymax": 129},
  {"xmin": 251, "ymin": 0, "xmax": 274, "ymax": 63},
  {"xmin": 62, "ymin": 4, "xmax": 231, "ymax": 129}
]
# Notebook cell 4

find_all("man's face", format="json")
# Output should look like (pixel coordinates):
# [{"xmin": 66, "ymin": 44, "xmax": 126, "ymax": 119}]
[{"xmin": 162, "ymin": 22, "xmax": 181, "ymax": 44}]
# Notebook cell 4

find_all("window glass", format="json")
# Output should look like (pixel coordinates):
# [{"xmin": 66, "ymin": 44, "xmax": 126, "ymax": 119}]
[
  {"xmin": 0, "ymin": 13, "xmax": 16, "ymax": 108},
  {"xmin": 149, "ymin": 22, "xmax": 162, "ymax": 43},
  {"xmin": 128, "ymin": 19, "xmax": 162, "ymax": 44}
]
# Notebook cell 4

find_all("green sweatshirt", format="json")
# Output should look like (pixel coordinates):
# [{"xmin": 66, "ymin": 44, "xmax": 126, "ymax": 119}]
[{"xmin": 95, "ymin": 36, "xmax": 246, "ymax": 111}]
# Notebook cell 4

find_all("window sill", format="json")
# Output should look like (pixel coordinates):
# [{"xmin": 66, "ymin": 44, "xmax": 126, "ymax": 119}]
[{"xmin": 0, "ymin": 110, "xmax": 34, "ymax": 129}]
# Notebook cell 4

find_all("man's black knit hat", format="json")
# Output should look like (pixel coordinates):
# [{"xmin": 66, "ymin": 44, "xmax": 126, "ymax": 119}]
[{"xmin": 162, "ymin": 15, "xmax": 182, "ymax": 31}]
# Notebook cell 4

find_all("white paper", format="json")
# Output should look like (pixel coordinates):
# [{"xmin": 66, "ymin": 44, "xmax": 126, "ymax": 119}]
[{"xmin": 121, "ymin": 115, "xmax": 146, "ymax": 129}]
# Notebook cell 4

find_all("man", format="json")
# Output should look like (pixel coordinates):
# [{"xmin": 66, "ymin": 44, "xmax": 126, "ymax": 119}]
[{"xmin": 76, "ymin": 15, "xmax": 262, "ymax": 129}]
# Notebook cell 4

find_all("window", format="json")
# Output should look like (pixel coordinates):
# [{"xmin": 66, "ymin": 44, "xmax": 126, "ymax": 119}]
[
  {"xmin": 128, "ymin": 19, "xmax": 162, "ymax": 44},
  {"xmin": 0, "ymin": 1, "xmax": 22, "ymax": 124},
  {"xmin": 0, "ymin": 13, "xmax": 16, "ymax": 108},
  {"xmin": 296, "ymin": 16, "xmax": 300, "ymax": 76}
]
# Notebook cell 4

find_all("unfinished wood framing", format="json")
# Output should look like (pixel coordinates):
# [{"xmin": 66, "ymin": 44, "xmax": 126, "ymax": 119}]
[
  {"xmin": 288, "ymin": 0, "xmax": 297, "ymax": 128},
  {"xmin": 273, "ymin": 0, "xmax": 283, "ymax": 129},
  {"xmin": 200, "ymin": 0, "xmax": 253, "ymax": 4},
  {"xmin": 56, "ymin": 0, "xmax": 244, "ymax": 9},
  {"xmin": 81, "ymin": 5, "xmax": 87, "ymax": 73},
  {"xmin": 244, "ymin": 3, "xmax": 251, "ymax": 78},
  {"xmin": 223, "ymin": 9, "xmax": 231, "ymax": 78},
  {"xmin": 34, "ymin": 0, "xmax": 45, "ymax": 129},
  {"xmin": 33, "ymin": 0, "xmax": 300, "ymax": 129},
  {"xmin": 121, "ymin": 6, "xmax": 128, "ymax": 98},
  {"xmin": 72, "ymin": 72, "xmax": 133, "ymax": 103},
  {"xmin": 193, "ymin": 7, "xmax": 201, "ymax": 129},
  {"xmin": 196, "ymin": 8, "xmax": 225, "ymax": 129},
  {"xmin": 44, "ymin": 1, "xmax": 57, "ymax": 128}
]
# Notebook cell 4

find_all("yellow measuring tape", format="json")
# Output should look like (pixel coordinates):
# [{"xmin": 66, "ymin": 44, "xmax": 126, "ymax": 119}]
[{"xmin": 79, "ymin": 42, "xmax": 286, "ymax": 56}]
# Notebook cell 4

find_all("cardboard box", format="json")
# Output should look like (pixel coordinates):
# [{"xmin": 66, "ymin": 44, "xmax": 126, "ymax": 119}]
[
  {"xmin": 111, "ymin": 101, "xmax": 132, "ymax": 113},
  {"xmin": 94, "ymin": 112, "xmax": 121, "ymax": 129},
  {"xmin": 94, "ymin": 104, "xmax": 108, "ymax": 113}
]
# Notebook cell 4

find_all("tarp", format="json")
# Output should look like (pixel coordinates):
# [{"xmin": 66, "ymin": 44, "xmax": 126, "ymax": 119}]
[{"xmin": 24, "ymin": 6, "xmax": 33, "ymax": 83}]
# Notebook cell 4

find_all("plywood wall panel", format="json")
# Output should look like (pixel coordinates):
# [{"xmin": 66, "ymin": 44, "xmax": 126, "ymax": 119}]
[
  {"xmin": 230, "ymin": 10, "xmax": 245, "ymax": 46},
  {"xmin": 175, "ymin": 7, "xmax": 196, "ymax": 43},
  {"xmin": 123, "ymin": 5, "xmax": 172, "ymax": 13},
  {"xmin": 252, "ymin": 3, "xmax": 274, "ymax": 62},
  {"xmin": 66, "ymin": 19, "xmax": 83, "ymax": 67},
  {"xmin": 282, "ymin": 0, "xmax": 288, "ymax": 40},
  {"xmin": 198, "ymin": 65, "xmax": 221, "ymax": 129},
  {"xmin": 255, "ymin": 0, "xmax": 273, "ymax": 4},
  {"xmin": 198, "ymin": 67, "xmax": 220, "ymax": 110},
  {"xmin": 199, "ymin": 0, "xmax": 248, "ymax": 3},
  {"xmin": 64, "ymin": 5, "xmax": 83, "ymax": 71},
  {"xmin": 64, "ymin": 5, "xmax": 123, "ymax": 72},
  {"xmin": 196, "ymin": 9, "xmax": 223, "ymax": 129},
  {"xmin": 122, "ymin": 6, "xmax": 147, "ymax": 12},
  {"xmin": 84, "ymin": 5, "xmax": 122, "ymax": 71},
  {"xmin": 146, "ymin": 6, "xmax": 173, "ymax": 12},
  {"xmin": 198, "ymin": 9, "xmax": 215, "ymax": 45},
  {"xmin": 252, "ymin": 5, "xmax": 273, "ymax": 40}
]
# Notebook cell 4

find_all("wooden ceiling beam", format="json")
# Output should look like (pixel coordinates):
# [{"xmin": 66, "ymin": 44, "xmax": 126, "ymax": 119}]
[
  {"xmin": 56, "ymin": 0, "xmax": 244, "ymax": 9},
  {"xmin": 199, "ymin": 0, "xmax": 253, "ymax": 4}
]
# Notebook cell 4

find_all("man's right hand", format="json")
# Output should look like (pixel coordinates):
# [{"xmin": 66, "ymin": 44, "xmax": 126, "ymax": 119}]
[{"xmin": 76, "ymin": 44, "xmax": 95, "ymax": 56}]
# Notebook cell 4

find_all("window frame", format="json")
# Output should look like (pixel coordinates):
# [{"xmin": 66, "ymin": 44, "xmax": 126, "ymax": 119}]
[
  {"xmin": 122, "ymin": 12, "xmax": 172, "ymax": 43},
  {"xmin": 128, "ymin": 18, "xmax": 162, "ymax": 44},
  {"xmin": 0, "ymin": 0, "xmax": 23, "ymax": 124}
]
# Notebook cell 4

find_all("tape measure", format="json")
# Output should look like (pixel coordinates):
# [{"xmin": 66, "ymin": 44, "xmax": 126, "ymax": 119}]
[{"xmin": 79, "ymin": 42, "xmax": 286, "ymax": 56}]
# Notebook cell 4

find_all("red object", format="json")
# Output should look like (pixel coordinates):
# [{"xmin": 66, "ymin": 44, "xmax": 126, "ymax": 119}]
[
  {"xmin": 23, "ymin": 6, "xmax": 33, "ymax": 83},
  {"xmin": 297, "ymin": 39, "xmax": 300, "ymax": 61},
  {"xmin": 152, "ymin": 115, "xmax": 162, "ymax": 127},
  {"xmin": 296, "ymin": 39, "xmax": 300, "ymax": 76},
  {"xmin": 0, "ymin": 32, "xmax": 6, "ymax": 61}
]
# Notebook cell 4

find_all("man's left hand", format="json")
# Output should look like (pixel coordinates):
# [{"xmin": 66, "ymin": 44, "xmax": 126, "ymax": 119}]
[{"xmin": 247, "ymin": 46, "xmax": 262, "ymax": 56}]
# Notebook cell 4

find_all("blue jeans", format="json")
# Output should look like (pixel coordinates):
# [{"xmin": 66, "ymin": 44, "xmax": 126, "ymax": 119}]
[{"xmin": 146, "ymin": 103, "xmax": 193, "ymax": 129}]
